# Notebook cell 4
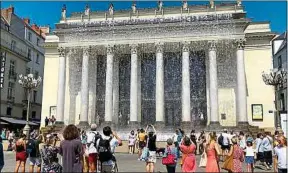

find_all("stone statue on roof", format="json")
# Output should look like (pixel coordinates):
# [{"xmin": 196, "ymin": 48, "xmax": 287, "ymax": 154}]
[
  {"xmin": 85, "ymin": 4, "xmax": 90, "ymax": 16},
  {"xmin": 132, "ymin": 1, "xmax": 137, "ymax": 14},
  {"xmin": 182, "ymin": 1, "xmax": 188, "ymax": 10},
  {"xmin": 158, "ymin": 1, "xmax": 163, "ymax": 12},
  {"xmin": 61, "ymin": 4, "xmax": 66, "ymax": 20},
  {"xmin": 237, "ymin": 0, "xmax": 242, "ymax": 7},
  {"xmin": 109, "ymin": 3, "xmax": 114, "ymax": 16},
  {"xmin": 210, "ymin": 0, "xmax": 214, "ymax": 9}
]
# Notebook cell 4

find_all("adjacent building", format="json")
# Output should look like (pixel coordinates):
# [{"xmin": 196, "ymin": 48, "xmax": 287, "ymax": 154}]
[
  {"xmin": 0, "ymin": 6, "xmax": 48, "ymax": 127},
  {"xmin": 42, "ymin": 2, "xmax": 276, "ymax": 130},
  {"xmin": 272, "ymin": 31, "xmax": 287, "ymax": 125}
]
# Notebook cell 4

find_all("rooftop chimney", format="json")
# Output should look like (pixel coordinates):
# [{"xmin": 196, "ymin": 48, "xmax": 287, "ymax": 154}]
[
  {"xmin": 7, "ymin": 5, "xmax": 14, "ymax": 14},
  {"xmin": 23, "ymin": 18, "xmax": 30, "ymax": 24}
]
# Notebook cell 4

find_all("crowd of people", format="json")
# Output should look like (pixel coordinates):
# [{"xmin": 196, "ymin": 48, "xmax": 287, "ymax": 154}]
[{"xmin": 0, "ymin": 125, "xmax": 287, "ymax": 173}]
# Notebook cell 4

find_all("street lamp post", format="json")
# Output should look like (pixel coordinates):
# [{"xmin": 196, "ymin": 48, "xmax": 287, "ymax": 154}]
[
  {"xmin": 262, "ymin": 69, "xmax": 287, "ymax": 130},
  {"xmin": 18, "ymin": 74, "xmax": 42, "ymax": 138}
]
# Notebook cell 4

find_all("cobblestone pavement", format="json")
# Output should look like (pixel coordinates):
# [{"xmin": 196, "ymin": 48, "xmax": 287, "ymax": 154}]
[{"xmin": 2, "ymin": 151, "xmax": 271, "ymax": 172}]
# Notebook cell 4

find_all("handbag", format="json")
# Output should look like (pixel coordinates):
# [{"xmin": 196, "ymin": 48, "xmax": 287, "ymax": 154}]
[
  {"xmin": 199, "ymin": 152, "xmax": 207, "ymax": 168},
  {"xmin": 162, "ymin": 147, "xmax": 176, "ymax": 165},
  {"xmin": 140, "ymin": 147, "xmax": 149, "ymax": 161}
]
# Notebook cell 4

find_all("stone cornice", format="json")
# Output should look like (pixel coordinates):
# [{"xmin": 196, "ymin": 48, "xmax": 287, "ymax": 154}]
[{"xmin": 55, "ymin": 13, "xmax": 247, "ymax": 33}]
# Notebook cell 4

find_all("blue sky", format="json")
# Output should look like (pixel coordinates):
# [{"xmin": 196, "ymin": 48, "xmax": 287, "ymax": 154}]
[{"xmin": 2, "ymin": 1, "xmax": 287, "ymax": 34}]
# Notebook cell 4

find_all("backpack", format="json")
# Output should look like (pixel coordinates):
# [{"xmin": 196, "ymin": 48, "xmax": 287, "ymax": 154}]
[
  {"xmin": 97, "ymin": 136, "xmax": 113, "ymax": 162},
  {"xmin": 26, "ymin": 139, "xmax": 36, "ymax": 155},
  {"xmin": 218, "ymin": 134, "xmax": 224, "ymax": 146},
  {"xmin": 92, "ymin": 132, "xmax": 101, "ymax": 147}
]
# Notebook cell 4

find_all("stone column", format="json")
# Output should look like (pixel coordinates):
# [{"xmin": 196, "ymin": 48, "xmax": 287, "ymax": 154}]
[
  {"xmin": 137, "ymin": 56, "xmax": 142, "ymax": 123},
  {"xmin": 104, "ymin": 45, "xmax": 114, "ymax": 124},
  {"xmin": 56, "ymin": 47, "xmax": 66, "ymax": 124},
  {"xmin": 79, "ymin": 46, "xmax": 91, "ymax": 127},
  {"xmin": 236, "ymin": 39, "xmax": 248, "ymax": 125},
  {"xmin": 181, "ymin": 42, "xmax": 191, "ymax": 128},
  {"xmin": 208, "ymin": 41, "xmax": 220, "ymax": 127},
  {"xmin": 113, "ymin": 56, "xmax": 119, "ymax": 125},
  {"xmin": 155, "ymin": 42, "xmax": 165, "ymax": 127},
  {"xmin": 130, "ymin": 44, "xmax": 138, "ymax": 126}
]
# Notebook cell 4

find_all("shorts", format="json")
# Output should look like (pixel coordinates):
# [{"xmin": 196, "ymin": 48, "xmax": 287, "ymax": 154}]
[
  {"xmin": 16, "ymin": 151, "xmax": 27, "ymax": 162},
  {"xmin": 221, "ymin": 145, "xmax": 230, "ymax": 150},
  {"xmin": 29, "ymin": 157, "xmax": 41, "ymax": 166},
  {"xmin": 88, "ymin": 153, "xmax": 98, "ymax": 164},
  {"xmin": 278, "ymin": 169, "xmax": 287, "ymax": 173},
  {"xmin": 147, "ymin": 151, "xmax": 156, "ymax": 163},
  {"xmin": 245, "ymin": 156, "xmax": 254, "ymax": 164},
  {"xmin": 139, "ymin": 141, "xmax": 146, "ymax": 149},
  {"xmin": 256, "ymin": 152, "xmax": 264, "ymax": 162},
  {"xmin": 263, "ymin": 151, "xmax": 272, "ymax": 165}
]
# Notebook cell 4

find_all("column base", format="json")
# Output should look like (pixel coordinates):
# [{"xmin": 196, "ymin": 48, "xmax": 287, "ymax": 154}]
[
  {"xmin": 208, "ymin": 121, "xmax": 221, "ymax": 131},
  {"xmin": 181, "ymin": 121, "xmax": 192, "ymax": 131},
  {"xmin": 154, "ymin": 121, "xmax": 165, "ymax": 130},
  {"xmin": 129, "ymin": 121, "xmax": 139, "ymax": 130},
  {"xmin": 101, "ymin": 121, "xmax": 113, "ymax": 128},
  {"xmin": 237, "ymin": 121, "xmax": 249, "ymax": 131},
  {"xmin": 78, "ymin": 121, "xmax": 90, "ymax": 130}
]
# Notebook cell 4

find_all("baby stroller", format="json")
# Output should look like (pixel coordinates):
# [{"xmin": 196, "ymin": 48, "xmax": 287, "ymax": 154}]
[{"xmin": 99, "ymin": 155, "xmax": 118, "ymax": 173}]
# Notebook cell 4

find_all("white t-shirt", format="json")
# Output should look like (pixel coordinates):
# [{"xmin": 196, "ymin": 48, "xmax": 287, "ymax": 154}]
[
  {"xmin": 172, "ymin": 133, "xmax": 178, "ymax": 143},
  {"xmin": 274, "ymin": 146, "xmax": 287, "ymax": 169},
  {"xmin": 86, "ymin": 131, "xmax": 99, "ymax": 154},
  {"xmin": 262, "ymin": 136, "xmax": 273, "ymax": 152},
  {"xmin": 244, "ymin": 146, "xmax": 255, "ymax": 156},
  {"xmin": 222, "ymin": 133, "xmax": 230, "ymax": 146}
]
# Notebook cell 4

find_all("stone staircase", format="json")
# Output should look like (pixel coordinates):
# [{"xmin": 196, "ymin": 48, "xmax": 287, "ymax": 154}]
[{"xmin": 40, "ymin": 124, "xmax": 65, "ymax": 136}]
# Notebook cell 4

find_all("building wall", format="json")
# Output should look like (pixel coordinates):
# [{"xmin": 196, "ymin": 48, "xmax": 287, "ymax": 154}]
[
  {"xmin": 245, "ymin": 46, "xmax": 275, "ymax": 128},
  {"xmin": 1, "ymin": 27, "xmax": 28, "ymax": 119},
  {"xmin": 1, "ymin": 9, "xmax": 46, "ymax": 122},
  {"xmin": 40, "ymin": 46, "xmax": 59, "ymax": 126},
  {"xmin": 25, "ymin": 26, "xmax": 45, "ymax": 120}
]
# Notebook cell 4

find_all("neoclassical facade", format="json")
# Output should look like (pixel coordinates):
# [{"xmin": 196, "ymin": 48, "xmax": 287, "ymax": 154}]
[{"xmin": 41, "ymin": 3, "xmax": 276, "ymax": 130}]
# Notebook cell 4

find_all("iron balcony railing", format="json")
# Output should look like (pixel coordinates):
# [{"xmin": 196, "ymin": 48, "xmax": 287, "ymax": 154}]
[{"xmin": 1, "ymin": 38, "xmax": 29, "ymax": 60}]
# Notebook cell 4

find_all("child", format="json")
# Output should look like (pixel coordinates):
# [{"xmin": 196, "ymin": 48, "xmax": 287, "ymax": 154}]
[
  {"xmin": 244, "ymin": 138, "xmax": 256, "ymax": 172},
  {"xmin": 128, "ymin": 130, "xmax": 136, "ymax": 154}
]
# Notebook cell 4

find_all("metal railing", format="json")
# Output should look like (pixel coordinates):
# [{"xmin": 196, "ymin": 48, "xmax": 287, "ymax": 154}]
[{"xmin": 1, "ymin": 38, "xmax": 29, "ymax": 60}]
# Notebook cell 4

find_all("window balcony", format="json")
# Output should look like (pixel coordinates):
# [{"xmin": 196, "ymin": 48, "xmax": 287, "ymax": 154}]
[
  {"xmin": 1, "ymin": 38, "xmax": 29, "ymax": 60},
  {"xmin": 8, "ymin": 71, "xmax": 17, "ymax": 81}
]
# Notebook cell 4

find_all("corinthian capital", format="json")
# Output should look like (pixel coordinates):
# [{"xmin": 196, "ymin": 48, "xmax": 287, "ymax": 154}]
[
  {"xmin": 235, "ymin": 39, "xmax": 246, "ymax": 50},
  {"xmin": 130, "ymin": 44, "xmax": 138, "ymax": 54},
  {"xmin": 155, "ymin": 42, "xmax": 164, "ymax": 53},
  {"xmin": 182, "ymin": 41, "xmax": 190, "ymax": 52},
  {"xmin": 83, "ymin": 46, "xmax": 92, "ymax": 56},
  {"xmin": 58, "ymin": 47, "xmax": 65, "ymax": 57},
  {"xmin": 208, "ymin": 41, "xmax": 217, "ymax": 51},
  {"xmin": 106, "ymin": 45, "xmax": 115, "ymax": 55}
]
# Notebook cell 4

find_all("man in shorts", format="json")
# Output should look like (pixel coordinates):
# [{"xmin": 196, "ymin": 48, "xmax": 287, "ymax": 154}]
[
  {"xmin": 86, "ymin": 124, "xmax": 100, "ymax": 172},
  {"xmin": 28, "ymin": 133, "xmax": 42, "ymax": 173},
  {"xmin": 221, "ymin": 129, "xmax": 230, "ymax": 160},
  {"xmin": 96, "ymin": 126, "xmax": 122, "ymax": 172}
]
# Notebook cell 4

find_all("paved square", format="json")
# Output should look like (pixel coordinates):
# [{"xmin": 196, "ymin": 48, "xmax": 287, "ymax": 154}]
[{"xmin": 2, "ymin": 151, "xmax": 272, "ymax": 172}]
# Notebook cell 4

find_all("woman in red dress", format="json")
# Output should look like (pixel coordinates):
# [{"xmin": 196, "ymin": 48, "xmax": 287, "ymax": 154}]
[
  {"xmin": 205, "ymin": 133, "xmax": 221, "ymax": 172},
  {"xmin": 14, "ymin": 134, "xmax": 27, "ymax": 173},
  {"xmin": 179, "ymin": 136, "xmax": 197, "ymax": 172}
]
